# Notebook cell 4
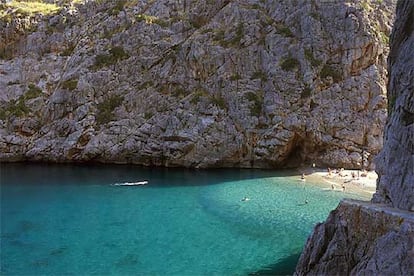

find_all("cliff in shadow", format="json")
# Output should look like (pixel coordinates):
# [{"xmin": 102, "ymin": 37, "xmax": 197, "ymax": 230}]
[
  {"xmin": 0, "ymin": 0, "xmax": 395, "ymax": 168},
  {"xmin": 295, "ymin": 0, "xmax": 414, "ymax": 274}
]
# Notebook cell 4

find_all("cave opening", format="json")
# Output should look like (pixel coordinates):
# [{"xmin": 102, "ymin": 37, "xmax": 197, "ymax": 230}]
[{"xmin": 282, "ymin": 135, "xmax": 308, "ymax": 168}]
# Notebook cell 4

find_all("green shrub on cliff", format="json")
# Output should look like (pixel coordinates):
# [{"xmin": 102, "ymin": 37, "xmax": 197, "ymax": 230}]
[
  {"xmin": 245, "ymin": 91, "xmax": 263, "ymax": 117},
  {"xmin": 379, "ymin": 31, "xmax": 389, "ymax": 44},
  {"xmin": 189, "ymin": 15, "xmax": 208, "ymax": 29},
  {"xmin": 135, "ymin": 14, "xmax": 168, "ymax": 27},
  {"xmin": 96, "ymin": 95, "xmax": 124, "ymax": 124},
  {"xmin": 0, "ymin": 5, "xmax": 12, "ymax": 23},
  {"xmin": 62, "ymin": 79, "xmax": 78, "ymax": 91},
  {"xmin": 280, "ymin": 56, "xmax": 300, "ymax": 71},
  {"xmin": 190, "ymin": 87, "xmax": 209, "ymax": 105},
  {"xmin": 275, "ymin": 23, "xmax": 293, "ymax": 37},
  {"xmin": 388, "ymin": 95, "xmax": 396, "ymax": 115},
  {"xmin": 136, "ymin": 14, "xmax": 157, "ymax": 24},
  {"xmin": 230, "ymin": 73, "xmax": 241, "ymax": 81},
  {"xmin": 229, "ymin": 23, "xmax": 244, "ymax": 47},
  {"xmin": 0, "ymin": 98, "xmax": 30, "ymax": 120},
  {"xmin": 0, "ymin": 48, "xmax": 13, "ymax": 60},
  {"xmin": 93, "ymin": 46, "xmax": 129, "ymax": 69},
  {"xmin": 1, "ymin": 1, "xmax": 61, "ymax": 18},
  {"xmin": 304, "ymin": 49, "xmax": 322, "ymax": 67},
  {"xmin": 320, "ymin": 64, "xmax": 342, "ymax": 82},
  {"xmin": 172, "ymin": 87, "xmax": 188, "ymax": 98},
  {"xmin": 301, "ymin": 86, "xmax": 312, "ymax": 99},
  {"xmin": 0, "ymin": 84, "xmax": 43, "ymax": 120},
  {"xmin": 26, "ymin": 84, "xmax": 42, "ymax": 100},
  {"xmin": 212, "ymin": 23, "xmax": 244, "ymax": 48},
  {"xmin": 0, "ymin": 107, "xmax": 6, "ymax": 120},
  {"xmin": 211, "ymin": 95, "xmax": 226, "ymax": 109},
  {"xmin": 251, "ymin": 70, "xmax": 268, "ymax": 82},
  {"xmin": 109, "ymin": 0, "xmax": 126, "ymax": 15}
]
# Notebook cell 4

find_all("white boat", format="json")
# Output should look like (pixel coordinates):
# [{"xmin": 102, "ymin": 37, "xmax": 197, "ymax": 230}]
[{"xmin": 113, "ymin": 181, "xmax": 148, "ymax": 186}]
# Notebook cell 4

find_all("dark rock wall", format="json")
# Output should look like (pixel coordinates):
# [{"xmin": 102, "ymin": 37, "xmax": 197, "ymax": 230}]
[
  {"xmin": 295, "ymin": 1, "xmax": 414, "ymax": 274},
  {"xmin": 373, "ymin": 0, "xmax": 414, "ymax": 211}
]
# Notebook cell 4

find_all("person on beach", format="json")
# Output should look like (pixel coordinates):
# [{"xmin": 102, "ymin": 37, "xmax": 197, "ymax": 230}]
[
  {"xmin": 342, "ymin": 184, "xmax": 346, "ymax": 192},
  {"xmin": 331, "ymin": 184, "xmax": 335, "ymax": 190}
]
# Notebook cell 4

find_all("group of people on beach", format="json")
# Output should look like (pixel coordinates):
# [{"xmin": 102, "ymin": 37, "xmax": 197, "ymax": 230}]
[
  {"xmin": 301, "ymin": 168, "xmax": 349, "ymax": 192},
  {"xmin": 327, "ymin": 167, "xmax": 348, "ymax": 177},
  {"xmin": 328, "ymin": 167, "xmax": 368, "ymax": 179}
]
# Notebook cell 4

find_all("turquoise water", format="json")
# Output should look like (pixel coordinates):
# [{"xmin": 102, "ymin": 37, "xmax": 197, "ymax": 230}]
[{"xmin": 1, "ymin": 163, "xmax": 366, "ymax": 275}]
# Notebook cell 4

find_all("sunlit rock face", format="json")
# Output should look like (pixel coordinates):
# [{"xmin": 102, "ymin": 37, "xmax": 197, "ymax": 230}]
[
  {"xmin": 295, "ymin": 1, "xmax": 414, "ymax": 275},
  {"xmin": 0, "ymin": 0, "xmax": 395, "ymax": 168}
]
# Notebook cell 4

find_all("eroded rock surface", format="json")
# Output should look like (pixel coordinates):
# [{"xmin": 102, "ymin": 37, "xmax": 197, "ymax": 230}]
[
  {"xmin": 295, "ymin": 199, "xmax": 414, "ymax": 275},
  {"xmin": 0, "ymin": 0, "xmax": 395, "ymax": 168}
]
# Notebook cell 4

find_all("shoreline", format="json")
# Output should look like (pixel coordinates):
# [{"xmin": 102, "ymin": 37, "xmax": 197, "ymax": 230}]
[{"xmin": 297, "ymin": 167, "xmax": 378, "ymax": 200}]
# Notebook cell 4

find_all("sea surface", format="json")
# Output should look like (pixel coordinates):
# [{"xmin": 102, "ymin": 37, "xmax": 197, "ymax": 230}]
[{"xmin": 0, "ymin": 163, "xmax": 367, "ymax": 275}]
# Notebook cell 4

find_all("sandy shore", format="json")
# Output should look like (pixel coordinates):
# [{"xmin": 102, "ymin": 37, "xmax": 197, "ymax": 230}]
[{"xmin": 298, "ymin": 167, "xmax": 378, "ymax": 199}]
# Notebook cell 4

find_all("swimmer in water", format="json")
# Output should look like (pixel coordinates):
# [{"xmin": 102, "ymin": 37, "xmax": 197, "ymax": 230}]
[
  {"xmin": 305, "ymin": 199, "xmax": 309, "ymax": 204},
  {"xmin": 301, "ymin": 173, "xmax": 306, "ymax": 182},
  {"xmin": 241, "ymin": 197, "xmax": 250, "ymax": 202}
]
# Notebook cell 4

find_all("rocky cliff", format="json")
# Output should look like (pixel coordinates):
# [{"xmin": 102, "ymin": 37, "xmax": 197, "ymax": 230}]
[
  {"xmin": 295, "ymin": 0, "xmax": 414, "ymax": 274},
  {"xmin": 373, "ymin": 0, "xmax": 414, "ymax": 211},
  {"xmin": 0, "ymin": 0, "xmax": 395, "ymax": 168},
  {"xmin": 295, "ymin": 199, "xmax": 414, "ymax": 275}
]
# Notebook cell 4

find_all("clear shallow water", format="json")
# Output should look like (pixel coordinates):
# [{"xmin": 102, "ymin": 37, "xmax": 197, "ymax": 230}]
[{"xmin": 1, "ymin": 163, "xmax": 366, "ymax": 275}]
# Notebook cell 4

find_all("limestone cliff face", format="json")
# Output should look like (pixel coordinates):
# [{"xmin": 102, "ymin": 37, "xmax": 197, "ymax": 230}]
[
  {"xmin": 295, "ymin": 1, "xmax": 414, "ymax": 274},
  {"xmin": 0, "ymin": 0, "xmax": 395, "ymax": 168}
]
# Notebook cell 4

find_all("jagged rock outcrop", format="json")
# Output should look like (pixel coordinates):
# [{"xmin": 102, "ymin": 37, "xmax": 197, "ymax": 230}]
[
  {"xmin": 0, "ymin": 0, "xmax": 395, "ymax": 168},
  {"xmin": 295, "ymin": 1, "xmax": 414, "ymax": 274},
  {"xmin": 295, "ymin": 199, "xmax": 414, "ymax": 275}
]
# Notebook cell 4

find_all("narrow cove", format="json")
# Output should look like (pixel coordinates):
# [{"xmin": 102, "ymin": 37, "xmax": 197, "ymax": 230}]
[{"xmin": 0, "ymin": 163, "xmax": 368, "ymax": 275}]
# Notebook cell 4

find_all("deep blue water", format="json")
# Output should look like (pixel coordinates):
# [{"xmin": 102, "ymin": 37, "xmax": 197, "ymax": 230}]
[{"xmin": 0, "ymin": 163, "xmax": 366, "ymax": 275}]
